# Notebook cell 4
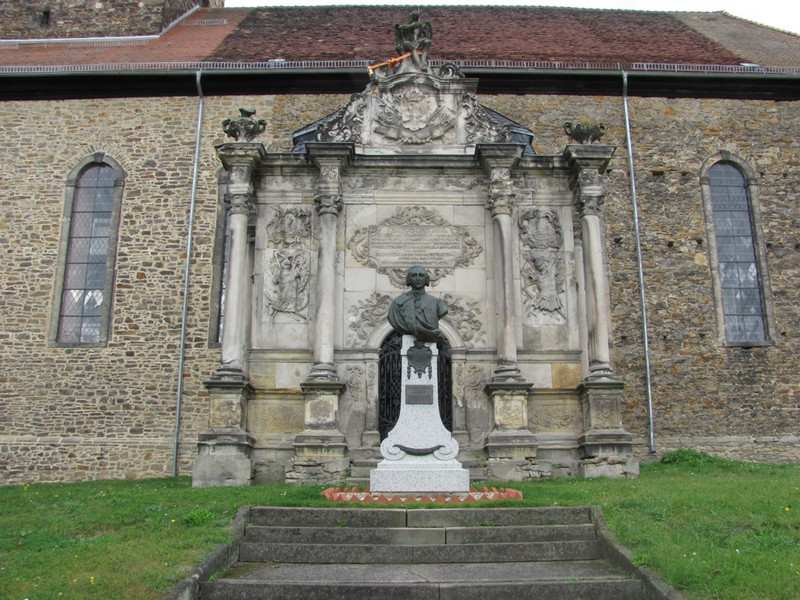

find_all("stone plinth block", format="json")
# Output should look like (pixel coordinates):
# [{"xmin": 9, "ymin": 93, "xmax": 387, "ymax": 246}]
[
  {"xmin": 192, "ymin": 429, "xmax": 254, "ymax": 487},
  {"xmin": 287, "ymin": 379, "xmax": 350, "ymax": 484},
  {"xmin": 577, "ymin": 377, "xmax": 638, "ymax": 478},
  {"xmin": 204, "ymin": 368, "xmax": 254, "ymax": 430},
  {"xmin": 483, "ymin": 381, "xmax": 539, "ymax": 481},
  {"xmin": 371, "ymin": 336, "xmax": 469, "ymax": 493},
  {"xmin": 300, "ymin": 379, "xmax": 346, "ymax": 430}
]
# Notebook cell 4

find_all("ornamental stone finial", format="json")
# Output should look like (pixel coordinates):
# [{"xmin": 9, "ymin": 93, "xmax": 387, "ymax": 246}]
[
  {"xmin": 222, "ymin": 108, "xmax": 267, "ymax": 142},
  {"xmin": 564, "ymin": 119, "xmax": 606, "ymax": 144}
]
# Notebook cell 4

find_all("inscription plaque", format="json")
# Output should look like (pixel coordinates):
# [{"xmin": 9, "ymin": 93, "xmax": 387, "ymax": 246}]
[
  {"xmin": 347, "ymin": 206, "xmax": 483, "ymax": 287},
  {"xmin": 370, "ymin": 226, "xmax": 463, "ymax": 267},
  {"xmin": 406, "ymin": 385, "xmax": 434, "ymax": 405}
]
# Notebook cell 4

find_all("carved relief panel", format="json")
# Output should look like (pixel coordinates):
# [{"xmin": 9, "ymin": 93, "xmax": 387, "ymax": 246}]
[
  {"xmin": 519, "ymin": 208, "xmax": 567, "ymax": 326},
  {"xmin": 256, "ymin": 204, "xmax": 316, "ymax": 349}
]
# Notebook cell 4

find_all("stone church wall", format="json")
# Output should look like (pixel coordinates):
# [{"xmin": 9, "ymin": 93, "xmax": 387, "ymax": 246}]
[
  {"xmin": 1, "ymin": 90, "xmax": 798, "ymax": 484},
  {"xmin": 0, "ymin": 0, "xmax": 199, "ymax": 39}
]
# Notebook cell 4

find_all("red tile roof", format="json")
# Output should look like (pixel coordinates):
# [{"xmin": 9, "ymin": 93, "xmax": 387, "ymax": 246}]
[{"xmin": 1, "ymin": 6, "xmax": 800, "ymax": 70}]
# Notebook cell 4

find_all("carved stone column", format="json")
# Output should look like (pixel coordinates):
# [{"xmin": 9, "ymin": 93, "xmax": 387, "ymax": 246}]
[
  {"xmin": 478, "ymin": 144, "xmax": 524, "ymax": 381},
  {"xmin": 193, "ymin": 142, "xmax": 265, "ymax": 487},
  {"xmin": 574, "ymin": 163, "xmax": 612, "ymax": 378},
  {"xmin": 566, "ymin": 144, "xmax": 637, "ymax": 478},
  {"xmin": 287, "ymin": 143, "xmax": 353, "ymax": 484},
  {"xmin": 477, "ymin": 145, "xmax": 537, "ymax": 480}
]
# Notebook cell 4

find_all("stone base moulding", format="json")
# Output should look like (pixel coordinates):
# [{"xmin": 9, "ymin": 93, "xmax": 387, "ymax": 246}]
[
  {"xmin": 192, "ymin": 369, "xmax": 256, "ymax": 487},
  {"xmin": 192, "ymin": 429, "xmax": 255, "ymax": 487},
  {"xmin": 287, "ymin": 429, "xmax": 350, "ymax": 484},
  {"xmin": 578, "ymin": 377, "xmax": 639, "ymax": 478}
]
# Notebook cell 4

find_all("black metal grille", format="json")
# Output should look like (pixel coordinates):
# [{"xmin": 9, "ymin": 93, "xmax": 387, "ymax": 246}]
[{"xmin": 378, "ymin": 332, "xmax": 452, "ymax": 440}]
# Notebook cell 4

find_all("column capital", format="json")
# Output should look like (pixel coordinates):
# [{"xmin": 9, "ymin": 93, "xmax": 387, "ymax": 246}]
[
  {"xmin": 226, "ymin": 192, "xmax": 254, "ymax": 216},
  {"xmin": 477, "ymin": 144, "xmax": 523, "ymax": 217},
  {"xmin": 576, "ymin": 168, "xmax": 606, "ymax": 217}
]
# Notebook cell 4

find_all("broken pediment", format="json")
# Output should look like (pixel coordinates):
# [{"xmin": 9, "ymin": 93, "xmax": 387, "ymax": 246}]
[{"xmin": 292, "ymin": 13, "xmax": 534, "ymax": 155}]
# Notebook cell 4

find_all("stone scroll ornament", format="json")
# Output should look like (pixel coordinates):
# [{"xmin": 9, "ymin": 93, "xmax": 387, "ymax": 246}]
[
  {"xmin": 346, "ymin": 293, "xmax": 393, "ymax": 346},
  {"xmin": 222, "ymin": 108, "xmax": 267, "ymax": 142},
  {"xmin": 441, "ymin": 294, "xmax": 486, "ymax": 346},
  {"xmin": 347, "ymin": 206, "xmax": 483, "ymax": 288},
  {"xmin": 316, "ymin": 93, "xmax": 367, "ymax": 144},
  {"xmin": 462, "ymin": 94, "xmax": 512, "ymax": 145},
  {"xmin": 265, "ymin": 250, "xmax": 309, "ymax": 321}
]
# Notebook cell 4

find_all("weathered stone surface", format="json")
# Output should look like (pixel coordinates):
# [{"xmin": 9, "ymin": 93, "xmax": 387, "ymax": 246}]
[{"xmin": 2, "ymin": 88, "xmax": 799, "ymax": 485}]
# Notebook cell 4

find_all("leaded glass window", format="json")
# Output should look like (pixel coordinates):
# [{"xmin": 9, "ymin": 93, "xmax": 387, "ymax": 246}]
[
  {"xmin": 708, "ymin": 163, "xmax": 767, "ymax": 343},
  {"xmin": 51, "ymin": 154, "xmax": 124, "ymax": 346}
]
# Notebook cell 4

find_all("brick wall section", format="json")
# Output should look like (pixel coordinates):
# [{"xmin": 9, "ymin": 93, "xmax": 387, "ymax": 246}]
[
  {"xmin": 0, "ymin": 91, "xmax": 798, "ymax": 484},
  {"xmin": 0, "ymin": 0, "xmax": 199, "ymax": 39}
]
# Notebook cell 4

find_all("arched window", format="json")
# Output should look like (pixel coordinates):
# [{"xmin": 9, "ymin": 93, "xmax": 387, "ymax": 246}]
[
  {"xmin": 51, "ymin": 153, "xmax": 125, "ymax": 345},
  {"xmin": 700, "ymin": 152, "xmax": 772, "ymax": 345}
]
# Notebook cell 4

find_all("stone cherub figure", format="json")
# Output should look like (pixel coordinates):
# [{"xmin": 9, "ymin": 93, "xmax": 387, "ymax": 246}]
[
  {"xmin": 388, "ymin": 265, "xmax": 448, "ymax": 345},
  {"xmin": 394, "ymin": 11, "xmax": 432, "ymax": 72}
]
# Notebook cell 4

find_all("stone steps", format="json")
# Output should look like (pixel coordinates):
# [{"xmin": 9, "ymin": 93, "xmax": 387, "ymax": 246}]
[{"xmin": 199, "ymin": 507, "xmax": 657, "ymax": 600}]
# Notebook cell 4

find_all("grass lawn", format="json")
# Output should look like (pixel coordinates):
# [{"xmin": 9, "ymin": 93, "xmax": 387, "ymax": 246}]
[{"xmin": 0, "ymin": 450, "xmax": 798, "ymax": 600}]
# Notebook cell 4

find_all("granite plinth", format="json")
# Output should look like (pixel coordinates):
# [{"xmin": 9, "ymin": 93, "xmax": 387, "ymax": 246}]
[{"xmin": 371, "ymin": 335, "xmax": 469, "ymax": 493}]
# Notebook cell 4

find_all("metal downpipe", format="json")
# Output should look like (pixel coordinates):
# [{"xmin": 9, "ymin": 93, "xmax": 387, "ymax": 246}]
[
  {"xmin": 172, "ymin": 70, "xmax": 204, "ymax": 476},
  {"xmin": 622, "ymin": 72, "xmax": 657, "ymax": 454}
]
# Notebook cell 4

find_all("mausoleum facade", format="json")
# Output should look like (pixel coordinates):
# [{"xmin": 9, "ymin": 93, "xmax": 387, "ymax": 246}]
[{"xmin": 1, "ymin": 2, "xmax": 799, "ymax": 485}]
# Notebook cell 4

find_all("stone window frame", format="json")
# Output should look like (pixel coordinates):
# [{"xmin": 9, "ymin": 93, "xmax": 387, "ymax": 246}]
[
  {"xmin": 699, "ymin": 150, "xmax": 775, "ymax": 347},
  {"xmin": 208, "ymin": 168, "xmax": 229, "ymax": 346},
  {"xmin": 49, "ymin": 152, "xmax": 126, "ymax": 347}
]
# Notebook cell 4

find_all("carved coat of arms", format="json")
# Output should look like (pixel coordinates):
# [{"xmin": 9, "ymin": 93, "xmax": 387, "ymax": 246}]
[{"xmin": 374, "ymin": 84, "xmax": 455, "ymax": 144}]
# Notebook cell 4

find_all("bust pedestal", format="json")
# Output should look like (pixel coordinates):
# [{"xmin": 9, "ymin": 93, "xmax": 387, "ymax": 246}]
[{"xmin": 370, "ymin": 335, "xmax": 469, "ymax": 493}]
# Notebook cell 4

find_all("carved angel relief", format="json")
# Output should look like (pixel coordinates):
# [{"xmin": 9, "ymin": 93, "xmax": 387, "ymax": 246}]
[
  {"xmin": 265, "ymin": 250, "xmax": 310, "ymax": 321},
  {"xmin": 519, "ymin": 208, "xmax": 566, "ymax": 324}
]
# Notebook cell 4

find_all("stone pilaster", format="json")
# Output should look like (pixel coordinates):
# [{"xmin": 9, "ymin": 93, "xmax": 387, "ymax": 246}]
[
  {"xmin": 566, "ymin": 145, "xmax": 636, "ymax": 477},
  {"xmin": 193, "ymin": 142, "xmax": 265, "ymax": 487},
  {"xmin": 287, "ymin": 143, "xmax": 354, "ymax": 484}
]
